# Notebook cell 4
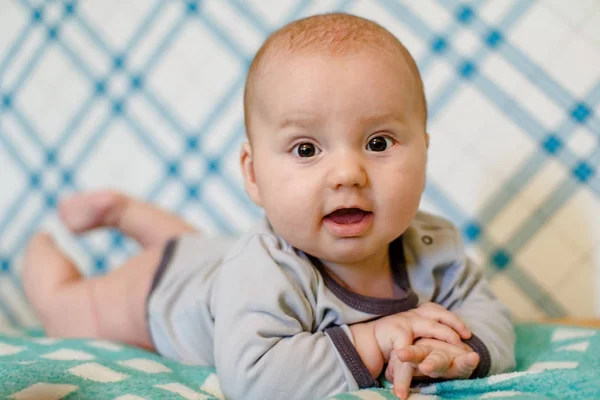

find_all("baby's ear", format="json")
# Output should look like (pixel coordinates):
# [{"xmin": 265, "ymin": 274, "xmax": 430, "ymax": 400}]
[{"xmin": 240, "ymin": 142, "xmax": 263, "ymax": 207}]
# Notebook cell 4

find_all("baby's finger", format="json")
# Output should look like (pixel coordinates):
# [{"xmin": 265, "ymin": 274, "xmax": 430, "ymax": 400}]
[
  {"xmin": 418, "ymin": 350, "xmax": 452, "ymax": 377},
  {"xmin": 393, "ymin": 361, "xmax": 415, "ymax": 400},
  {"xmin": 451, "ymin": 352, "xmax": 480, "ymax": 379},
  {"xmin": 395, "ymin": 344, "xmax": 432, "ymax": 364},
  {"xmin": 413, "ymin": 303, "xmax": 471, "ymax": 339},
  {"xmin": 411, "ymin": 318, "xmax": 463, "ymax": 345},
  {"xmin": 416, "ymin": 337, "xmax": 472, "ymax": 353}
]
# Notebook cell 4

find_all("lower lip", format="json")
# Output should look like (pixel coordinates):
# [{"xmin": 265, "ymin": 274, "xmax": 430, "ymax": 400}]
[{"xmin": 323, "ymin": 212, "xmax": 373, "ymax": 237}]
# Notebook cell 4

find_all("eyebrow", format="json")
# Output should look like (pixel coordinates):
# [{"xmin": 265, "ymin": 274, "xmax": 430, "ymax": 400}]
[
  {"xmin": 276, "ymin": 111, "xmax": 406, "ymax": 131},
  {"xmin": 358, "ymin": 112, "xmax": 406, "ymax": 126},
  {"xmin": 277, "ymin": 115, "xmax": 321, "ymax": 130}
]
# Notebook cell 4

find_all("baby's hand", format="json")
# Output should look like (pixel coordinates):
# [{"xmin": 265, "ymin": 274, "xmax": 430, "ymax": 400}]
[
  {"xmin": 386, "ymin": 338, "xmax": 479, "ymax": 399},
  {"xmin": 410, "ymin": 302, "xmax": 471, "ymax": 339},
  {"xmin": 373, "ymin": 302, "xmax": 471, "ymax": 360},
  {"xmin": 351, "ymin": 302, "xmax": 473, "ymax": 395}
]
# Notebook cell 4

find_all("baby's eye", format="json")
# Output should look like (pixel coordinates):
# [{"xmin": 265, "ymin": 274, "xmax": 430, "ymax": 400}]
[
  {"xmin": 292, "ymin": 142, "xmax": 321, "ymax": 158},
  {"xmin": 366, "ymin": 136, "xmax": 393, "ymax": 152}
]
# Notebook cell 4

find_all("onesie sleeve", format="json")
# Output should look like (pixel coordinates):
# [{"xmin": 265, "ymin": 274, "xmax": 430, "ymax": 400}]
[
  {"xmin": 434, "ymin": 229, "xmax": 516, "ymax": 377},
  {"xmin": 212, "ymin": 233, "xmax": 373, "ymax": 400}
]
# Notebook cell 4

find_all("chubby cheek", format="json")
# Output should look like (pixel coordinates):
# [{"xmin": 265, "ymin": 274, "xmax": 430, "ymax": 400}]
[
  {"xmin": 378, "ymin": 187, "xmax": 419, "ymax": 235},
  {"xmin": 264, "ymin": 192, "xmax": 317, "ymax": 250},
  {"xmin": 257, "ymin": 161, "xmax": 319, "ymax": 233},
  {"xmin": 378, "ymin": 164, "xmax": 425, "ymax": 228}
]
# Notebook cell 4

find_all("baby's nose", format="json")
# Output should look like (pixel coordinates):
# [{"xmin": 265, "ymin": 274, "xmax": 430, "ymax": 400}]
[{"xmin": 327, "ymin": 153, "xmax": 368, "ymax": 189}]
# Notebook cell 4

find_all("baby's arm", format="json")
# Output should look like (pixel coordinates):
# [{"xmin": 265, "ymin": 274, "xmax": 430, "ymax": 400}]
[
  {"xmin": 212, "ymin": 235, "xmax": 468, "ymax": 400},
  {"xmin": 213, "ymin": 235, "xmax": 360, "ymax": 399}
]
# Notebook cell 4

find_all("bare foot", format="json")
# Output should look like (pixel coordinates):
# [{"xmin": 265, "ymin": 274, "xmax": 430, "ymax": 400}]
[
  {"xmin": 22, "ymin": 233, "xmax": 98, "ymax": 338},
  {"xmin": 58, "ymin": 190, "xmax": 125, "ymax": 233}
]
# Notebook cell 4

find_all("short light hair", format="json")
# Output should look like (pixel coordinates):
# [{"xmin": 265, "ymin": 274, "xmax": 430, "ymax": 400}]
[{"xmin": 243, "ymin": 13, "xmax": 428, "ymax": 138}]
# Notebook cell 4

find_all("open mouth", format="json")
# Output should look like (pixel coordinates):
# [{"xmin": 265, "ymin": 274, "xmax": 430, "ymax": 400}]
[
  {"xmin": 323, "ymin": 208, "xmax": 374, "ymax": 237},
  {"xmin": 325, "ymin": 208, "xmax": 372, "ymax": 224}
]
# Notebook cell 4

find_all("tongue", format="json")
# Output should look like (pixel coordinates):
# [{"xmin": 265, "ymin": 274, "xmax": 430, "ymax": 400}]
[{"xmin": 327, "ymin": 208, "xmax": 367, "ymax": 224}]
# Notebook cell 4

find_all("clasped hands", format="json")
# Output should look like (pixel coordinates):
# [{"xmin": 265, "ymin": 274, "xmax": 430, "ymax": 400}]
[{"xmin": 366, "ymin": 303, "xmax": 480, "ymax": 399}]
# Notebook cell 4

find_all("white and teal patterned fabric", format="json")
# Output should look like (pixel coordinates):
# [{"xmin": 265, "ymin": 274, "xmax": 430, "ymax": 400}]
[
  {"xmin": 0, "ymin": 1, "xmax": 599, "ymax": 328},
  {"xmin": 0, "ymin": 324, "xmax": 598, "ymax": 399}
]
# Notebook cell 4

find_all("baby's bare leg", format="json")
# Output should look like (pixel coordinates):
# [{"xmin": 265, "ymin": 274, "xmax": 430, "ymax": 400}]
[
  {"xmin": 22, "ymin": 191, "xmax": 197, "ymax": 348},
  {"xmin": 59, "ymin": 190, "xmax": 197, "ymax": 247},
  {"xmin": 22, "ymin": 234, "xmax": 161, "ymax": 348}
]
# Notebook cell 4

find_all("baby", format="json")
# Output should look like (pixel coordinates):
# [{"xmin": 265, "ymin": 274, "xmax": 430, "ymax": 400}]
[{"xmin": 22, "ymin": 13, "xmax": 515, "ymax": 400}]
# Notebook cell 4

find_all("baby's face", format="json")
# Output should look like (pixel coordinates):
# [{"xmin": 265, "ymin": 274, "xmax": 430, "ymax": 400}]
[{"xmin": 242, "ymin": 50, "xmax": 428, "ymax": 264}]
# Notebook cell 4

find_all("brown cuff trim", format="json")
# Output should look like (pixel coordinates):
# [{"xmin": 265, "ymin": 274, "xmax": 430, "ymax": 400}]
[
  {"xmin": 325, "ymin": 326, "xmax": 379, "ymax": 389},
  {"xmin": 147, "ymin": 237, "xmax": 178, "ymax": 301},
  {"xmin": 463, "ymin": 334, "xmax": 491, "ymax": 378}
]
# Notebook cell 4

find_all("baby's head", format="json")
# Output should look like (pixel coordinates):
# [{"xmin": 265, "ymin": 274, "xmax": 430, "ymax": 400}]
[{"xmin": 240, "ymin": 13, "xmax": 429, "ymax": 265}]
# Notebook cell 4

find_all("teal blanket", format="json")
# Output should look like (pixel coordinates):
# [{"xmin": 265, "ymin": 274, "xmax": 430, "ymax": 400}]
[{"xmin": 0, "ymin": 323, "xmax": 598, "ymax": 399}]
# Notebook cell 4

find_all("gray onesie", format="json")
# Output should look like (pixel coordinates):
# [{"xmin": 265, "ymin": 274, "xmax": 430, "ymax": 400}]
[{"xmin": 147, "ymin": 210, "xmax": 515, "ymax": 400}]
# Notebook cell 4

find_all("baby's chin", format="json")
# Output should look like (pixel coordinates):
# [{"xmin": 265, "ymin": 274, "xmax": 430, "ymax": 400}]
[
  {"xmin": 271, "ymin": 221, "xmax": 395, "ymax": 264},
  {"xmin": 304, "ymin": 237, "xmax": 388, "ymax": 265}
]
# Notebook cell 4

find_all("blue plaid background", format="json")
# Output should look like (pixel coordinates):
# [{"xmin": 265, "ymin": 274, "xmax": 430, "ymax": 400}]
[{"xmin": 0, "ymin": 0, "xmax": 599, "ymax": 330}]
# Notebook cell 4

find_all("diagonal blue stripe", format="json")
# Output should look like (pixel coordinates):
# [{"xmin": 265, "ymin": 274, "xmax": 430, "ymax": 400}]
[
  {"xmin": 9, "ymin": 107, "xmax": 45, "ymax": 148},
  {"xmin": 376, "ymin": 0, "xmax": 436, "ymax": 41},
  {"xmin": 55, "ymin": 95, "xmax": 100, "ymax": 149},
  {"xmin": 139, "ymin": 13, "xmax": 189, "ymax": 73},
  {"xmin": 70, "ymin": 116, "xmax": 114, "ymax": 167},
  {"xmin": 428, "ymin": 78, "xmax": 463, "ymax": 120},
  {"xmin": 3, "ymin": 33, "xmax": 47, "ymax": 94},
  {"xmin": 505, "ymin": 180, "xmax": 579, "ymax": 253},
  {"xmin": 132, "ymin": 89, "xmax": 188, "ymax": 136},
  {"xmin": 505, "ymin": 267, "xmax": 568, "ymax": 317},
  {"xmin": 0, "ymin": 128, "xmax": 32, "ymax": 171},
  {"xmin": 424, "ymin": 181, "xmax": 468, "ymax": 226},
  {"xmin": 499, "ymin": 43, "xmax": 575, "ymax": 110},
  {"xmin": 335, "ymin": 0, "xmax": 356, "ymax": 13},
  {"xmin": 121, "ymin": 114, "xmax": 170, "ymax": 160},
  {"xmin": 0, "ymin": 293, "xmax": 20, "ymax": 326},
  {"xmin": 472, "ymin": 73, "xmax": 600, "ymax": 216},
  {"xmin": 228, "ymin": 0, "xmax": 270, "ymax": 34},
  {"xmin": 196, "ymin": 13, "xmax": 252, "ymax": 61},
  {"xmin": 124, "ymin": 1, "xmax": 169, "ymax": 53},
  {"xmin": 285, "ymin": 0, "xmax": 317, "ymax": 21},
  {"xmin": 141, "ymin": 76, "xmax": 246, "ymax": 203},
  {"xmin": 439, "ymin": 0, "xmax": 574, "ymax": 109},
  {"xmin": 478, "ymin": 154, "xmax": 544, "ymax": 224},
  {"xmin": 0, "ymin": 23, "xmax": 33, "ymax": 80},
  {"xmin": 66, "ymin": 7, "xmax": 192, "ymax": 144},
  {"xmin": 0, "ymin": 189, "xmax": 31, "ymax": 237}
]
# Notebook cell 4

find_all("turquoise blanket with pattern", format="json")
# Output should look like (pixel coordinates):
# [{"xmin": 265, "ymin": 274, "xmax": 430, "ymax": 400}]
[{"xmin": 0, "ymin": 323, "xmax": 598, "ymax": 399}]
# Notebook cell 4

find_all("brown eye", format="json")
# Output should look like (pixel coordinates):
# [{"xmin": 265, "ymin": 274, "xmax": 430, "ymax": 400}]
[
  {"xmin": 367, "ymin": 136, "xmax": 392, "ymax": 152},
  {"xmin": 294, "ymin": 143, "xmax": 318, "ymax": 157}
]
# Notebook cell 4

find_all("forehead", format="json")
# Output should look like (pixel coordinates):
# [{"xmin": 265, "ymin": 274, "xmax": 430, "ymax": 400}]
[{"xmin": 254, "ymin": 50, "xmax": 418, "ymax": 120}]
